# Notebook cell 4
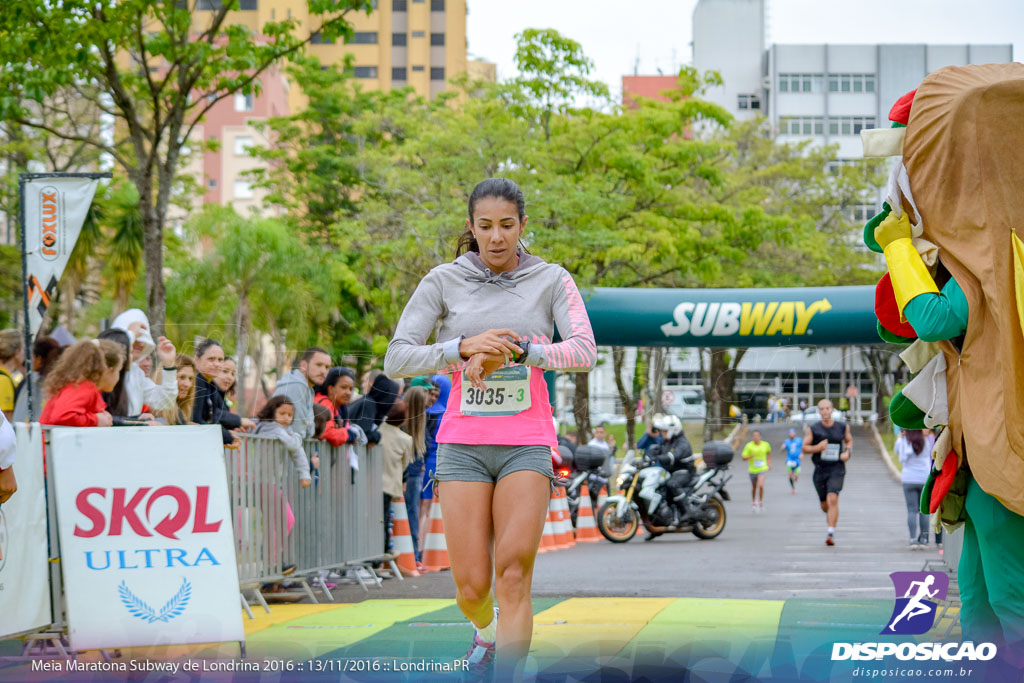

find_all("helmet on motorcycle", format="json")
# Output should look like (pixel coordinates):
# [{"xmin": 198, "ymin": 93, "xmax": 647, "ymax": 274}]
[
  {"xmin": 653, "ymin": 414, "xmax": 683, "ymax": 441},
  {"xmin": 659, "ymin": 413, "xmax": 684, "ymax": 440}
]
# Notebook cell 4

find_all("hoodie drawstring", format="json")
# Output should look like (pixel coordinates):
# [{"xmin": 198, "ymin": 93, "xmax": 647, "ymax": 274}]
[{"xmin": 464, "ymin": 272, "xmax": 525, "ymax": 298}]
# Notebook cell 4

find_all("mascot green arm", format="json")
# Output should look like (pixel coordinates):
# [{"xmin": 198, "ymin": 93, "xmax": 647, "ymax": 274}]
[{"xmin": 904, "ymin": 278, "xmax": 969, "ymax": 342}]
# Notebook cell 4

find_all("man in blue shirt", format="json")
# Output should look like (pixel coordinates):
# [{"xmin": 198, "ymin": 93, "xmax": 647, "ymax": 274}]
[{"xmin": 783, "ymin": 428, "xmax": 803, "ymax": 493}]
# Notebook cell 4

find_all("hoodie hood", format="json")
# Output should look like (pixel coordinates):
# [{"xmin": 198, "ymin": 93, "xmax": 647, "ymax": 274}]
[
  {"xmin": 427, "ymin": 374, "xmax": 451, "ymax": 415},
  {"xmin": 277, "ymin": 368, "xmax": 310, "ymax": 391},
  {"xmin": 112, "ymin": 308, "xmax": 155, "ymax": 358},
  {"xmin": 454, "ymin": 249, "xmax": 547, "ymax": 298}
]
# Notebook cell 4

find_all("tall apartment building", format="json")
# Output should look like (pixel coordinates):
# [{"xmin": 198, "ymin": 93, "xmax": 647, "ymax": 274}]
[{"xmin": 186, "ymin": 0, "xmax": 472, "ymax": 210}]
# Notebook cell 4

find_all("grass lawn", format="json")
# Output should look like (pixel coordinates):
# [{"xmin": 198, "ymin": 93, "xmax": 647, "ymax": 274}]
[{"xmin": 878, "ymin": 427, "xmax": 902, "ymax": 472}]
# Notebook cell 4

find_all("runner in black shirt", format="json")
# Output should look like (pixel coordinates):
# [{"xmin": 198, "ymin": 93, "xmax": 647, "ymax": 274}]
[{"xmin": 803, "ymin": 399, "xmax": 852, "ymax": 546}]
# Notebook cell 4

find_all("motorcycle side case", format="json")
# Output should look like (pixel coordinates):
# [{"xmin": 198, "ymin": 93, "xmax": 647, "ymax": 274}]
[
  {"xmin": 574, "ymin": 445, "xmax": 609, "ymax": 472},
  {"xmin": 702, "ymin": 441, "xmax": 735, "ymax": 468}
]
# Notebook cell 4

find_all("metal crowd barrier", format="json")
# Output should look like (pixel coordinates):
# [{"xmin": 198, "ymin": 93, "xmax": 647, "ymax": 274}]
[
  {"xmin": 3, "ymin": 426, "xmax": 392, "ymax": 660},
  {"xmin": 225, "ymin": 433, "xmax": 391, "ymax": 609}
]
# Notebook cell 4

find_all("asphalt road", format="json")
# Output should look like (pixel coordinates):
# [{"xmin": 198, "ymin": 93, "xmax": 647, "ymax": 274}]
[{"xmin": 297, "ymin": 422, "xmax": 941, "ymax": 604}]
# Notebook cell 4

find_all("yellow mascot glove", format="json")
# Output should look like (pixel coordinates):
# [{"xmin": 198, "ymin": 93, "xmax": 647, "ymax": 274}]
[
  {"xmin": 874, "ymin": 211, "xmax": 913, "ymax": 249},
  {"xmin": 883, "ymin": 239, "xmax": 939, "ymax": 321}
]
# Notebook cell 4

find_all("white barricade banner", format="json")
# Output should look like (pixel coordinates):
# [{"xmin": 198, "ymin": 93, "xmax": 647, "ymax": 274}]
[
  {"xmin": 0, "ymin": 423, "xmax": 51, "ymax": 638},
  {"xmin": 51, "ymin": 426, "xmax": 244, "ymax": 650}
]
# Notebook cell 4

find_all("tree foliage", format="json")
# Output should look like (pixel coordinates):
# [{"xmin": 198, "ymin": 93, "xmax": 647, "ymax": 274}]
[{"xmin": 0, "ymin": 0, "xmax": 373, "ymax": 335}]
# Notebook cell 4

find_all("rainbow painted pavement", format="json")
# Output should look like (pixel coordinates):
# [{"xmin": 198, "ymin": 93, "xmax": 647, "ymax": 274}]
[{"xmin": 9, "ymin": 595, "xmax": 962, "ymax": 681}]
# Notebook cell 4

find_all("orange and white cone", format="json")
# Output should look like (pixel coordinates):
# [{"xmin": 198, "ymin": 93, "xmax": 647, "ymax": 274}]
[
  {"xmin": 574, "ymin": 483, "xmax": 601, "ymax": 542},
  {"xmin": 549, "ymin": 488, "xmax": 571, "ymax": 550},
  {"xmin": 389, "ymin": 496, "xmax": 419, "ymax": 577},
  {"xmin": 538, "ymin": 490, "xmax": 559, "ymax": 553},
  {"xmin": 596, "ymin": 484, "xmax": 609, "ymax": 510},
  {"xmin": 421, "ymin": 499, "xmax": 450, "ymax": 572}
]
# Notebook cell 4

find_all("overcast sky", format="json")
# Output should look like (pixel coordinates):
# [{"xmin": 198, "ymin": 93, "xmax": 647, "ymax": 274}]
[{"xmin": 466, "ymin": 0, "xmax": 1022, "ymax": 101}]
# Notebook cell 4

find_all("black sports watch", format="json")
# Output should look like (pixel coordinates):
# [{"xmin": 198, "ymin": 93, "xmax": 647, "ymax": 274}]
[{"xmin": 514, "ymin": 340, "xmax": 531, "ymax": 364}]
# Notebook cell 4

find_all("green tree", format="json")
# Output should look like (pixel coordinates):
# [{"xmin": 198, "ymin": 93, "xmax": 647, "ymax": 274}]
[
  {"xmin": 166, "ymin": 206, "xmax": 343, "ymax": 413},
  {"xmin": 503, "ymin": 28, "xmax": 610, "ymax": 141},
  {"xmin": 0, "ymin": 0, "xmax": 373, "ymax": 336}
]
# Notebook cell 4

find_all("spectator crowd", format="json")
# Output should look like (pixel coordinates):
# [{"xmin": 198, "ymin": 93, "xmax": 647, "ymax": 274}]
[{"xmin": 0, "ymin": 309, "xmax": 451, "ymax": 570}]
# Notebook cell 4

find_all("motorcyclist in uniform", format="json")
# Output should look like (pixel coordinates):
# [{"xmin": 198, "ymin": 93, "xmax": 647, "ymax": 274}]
[{"xmin": 644, "ymin": 414, "xmax": 695, "ymax": 540}]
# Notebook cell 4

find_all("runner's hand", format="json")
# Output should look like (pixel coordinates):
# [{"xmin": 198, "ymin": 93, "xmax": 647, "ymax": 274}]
[
  {"xmin": 300, "ymin": 478, "xmax": 312, "ymax": 489},
  {"xmin": 840, "ymin": 450, "xmax": 850, "ymax": 462},
  {"xmin": 464, "ymin": 353, "xmax": 506, "ymax": 391},
  {"xmin": 96, "ymin": 411, "xmax": 113, "ymax": 427},
  {"xmin": 459, "ymin": 329, "xmax": 523, "ymax": 360}
]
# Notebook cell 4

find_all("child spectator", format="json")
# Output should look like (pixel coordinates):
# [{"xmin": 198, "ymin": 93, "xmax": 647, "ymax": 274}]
[
  {"xmin": 255, "ymin": 395, "xmax": 311, "ymax": 488},
  {"xmin": 40, "ymin": 340, "xmax": 124, "ymax": 427},
  {"xmin": 153, "ymin": 355, "xmax": 197, "ymax": 426},
  {"xmin": 314, "ymin": 366, "xmax": 362, "ymax": 447}
]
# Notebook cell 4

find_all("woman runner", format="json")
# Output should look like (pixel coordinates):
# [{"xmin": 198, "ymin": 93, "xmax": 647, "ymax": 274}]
[{"xmin": 384, "ymin": 178, "xmax": 596, "ymax": 678}]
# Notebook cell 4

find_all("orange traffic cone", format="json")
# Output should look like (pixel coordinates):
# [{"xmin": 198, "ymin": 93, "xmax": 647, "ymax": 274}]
[
  {"xmin": 389, "ymin": 496, "xmax": 420, "ymax": 577},
  {"xmin": 596, "ymin": 484, "xmax": 609, "ymax": 511},
  {"xmin": 574, "ymin": 483, "xmax": 601, "ymax": 542},
  {"xmin": 421, "ymin": 499, "xmax": 450, "ymax": 572},
  {"xmin": 538, "ymin": 489, "xmax": 559, "ymax": 553},
  {"xmin": 550, "ymin": 488, "xmax": 571, "ymax": 550}
]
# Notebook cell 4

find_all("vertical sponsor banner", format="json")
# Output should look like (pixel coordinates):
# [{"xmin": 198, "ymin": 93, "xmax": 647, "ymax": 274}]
[
  {"xmin": 50, "ymin": 426, "xmax": 244, "ymax": 651},
  {"xmin": 21, "ymin": 175, "xmax": 101, "ymax": 337},
  {"xmin": 0, "ymin": 423, "xmax": 51, "ymax": 638}
]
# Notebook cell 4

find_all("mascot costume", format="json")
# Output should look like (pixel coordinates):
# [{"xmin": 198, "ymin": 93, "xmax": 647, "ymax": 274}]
[{"xmin": 864, "ymin": 62, "xmax": 1024, "ymax": 652}]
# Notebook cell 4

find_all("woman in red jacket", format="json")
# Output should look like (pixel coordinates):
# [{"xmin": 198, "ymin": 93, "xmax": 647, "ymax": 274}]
[
  {"xmin": 314, "ymin": 367, "xmax": 360, "ymax": 447},
  {"xmin": 40, "ymin": 339, "xmax": 125, "ymax": 427}
]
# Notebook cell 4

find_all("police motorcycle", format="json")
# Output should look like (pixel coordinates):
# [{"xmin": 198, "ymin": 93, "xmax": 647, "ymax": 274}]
[
  {"xmin": 557, "ymin": 445, "xmax": 611, "ymax": 526},
  {"xmin": 596, "ymin": 415, "xmax": 733, "ymax": 543}
]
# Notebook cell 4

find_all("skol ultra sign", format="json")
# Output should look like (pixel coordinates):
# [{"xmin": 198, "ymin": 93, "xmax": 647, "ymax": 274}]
[{"xmin": 51, "ymin": 426, "xmax": 243, "ymax": 651}]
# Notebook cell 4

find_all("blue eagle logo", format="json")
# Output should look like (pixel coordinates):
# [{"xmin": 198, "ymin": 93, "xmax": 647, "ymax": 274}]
[{"xmin": 118, "ymin": 578, "xmax": 192, "ymax": 623}]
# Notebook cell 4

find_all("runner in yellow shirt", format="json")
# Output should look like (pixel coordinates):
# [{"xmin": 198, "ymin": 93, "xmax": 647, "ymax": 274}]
[{"xmin": 742, "ymin": 430, "xmax": 771, "ymax": 513}]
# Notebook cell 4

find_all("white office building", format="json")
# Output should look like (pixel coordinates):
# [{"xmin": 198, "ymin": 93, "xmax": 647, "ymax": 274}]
[
  {"xmin": 579, "ymin": 1, "xmax": 1013, "ymax": 427},
  {"xmin": 693, "ymin": 0, "xmax": 1011, "ymax": 159}
]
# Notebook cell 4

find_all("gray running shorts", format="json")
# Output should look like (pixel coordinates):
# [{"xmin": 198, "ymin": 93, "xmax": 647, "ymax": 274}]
[{"xmin": 436, "ymin": 443, "xmax": 554, "ymax": 485}]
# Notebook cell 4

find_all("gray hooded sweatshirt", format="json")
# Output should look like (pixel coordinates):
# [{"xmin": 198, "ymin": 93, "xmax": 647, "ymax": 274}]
[
  {"xmin": 272, "ymin": 369, "xmax": 316, "ymax": 439},
  {"xmin": 383, "ymin": 250, "xmax": 596, "ymax": 446}
]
